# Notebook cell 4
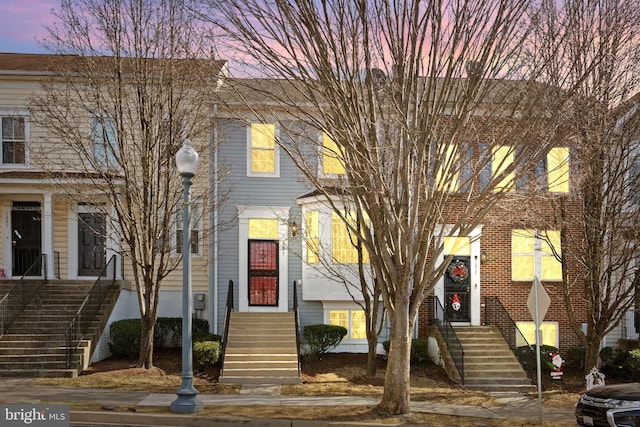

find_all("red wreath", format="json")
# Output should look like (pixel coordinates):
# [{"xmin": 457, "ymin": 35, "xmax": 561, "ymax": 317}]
[{"xmin": 447, "ymin": 260, "xmax": 469, "ymax": 282}]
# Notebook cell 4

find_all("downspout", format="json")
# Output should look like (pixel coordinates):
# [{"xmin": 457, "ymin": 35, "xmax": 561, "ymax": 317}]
[{"xmin": 209, "ymin": 102, "xmax": 220, "ymax": 334}]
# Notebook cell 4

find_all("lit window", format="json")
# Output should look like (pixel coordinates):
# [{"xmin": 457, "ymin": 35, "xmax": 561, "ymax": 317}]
[
  {"xmin": 547, "ymin": 147, "xmax": 570, "ymax": 193},
  {"xmin": 305, "ymin": 210, "xmax": 319, "ymax": 264},
  {"xmin": 512, "ymin": 230, "xmax": 562, "ymax": 281},
  {"xmin": 322, "ymin": 132, "xmax": 345, "ymax": 175},
  {"xmin": 493, "ymin": 145, "xmax": 514, "ymax": 192},
  {"xmin": 248, "ymin": 218, "xmax": 279, "ymax": 239},
  {"xmin": 1, "ymin": 116, "xmax": 26, "ymax": 164},
  {"xmin": 516, "ymin": 321, "xmax": 558, "ymax": 348},
  {"xmin": 444, "ymin": 236, "xmax": 470, "ymax": 256},
  {"xmin": 332, "ymin": 211, "xmax": 368, "ymax": 264},
  {"xmin": 329, "ymin": 309, "xmax": 366, "ymax": 340},
  {"xmin": 91, "ymin": 116, "xmax": 119, "ymax": 169},
  {"xmin": 249, "ymin": 123, "xmax": 277, "ymax": 175},
  {"xmin": 436, "ymin": 144, "xmax": 459, "ymax": 191}
]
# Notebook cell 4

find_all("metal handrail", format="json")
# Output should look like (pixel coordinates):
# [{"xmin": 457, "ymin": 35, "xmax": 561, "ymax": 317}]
[
  {"xmin": 429, "ymin": 295, "xmax": 465, "ymax": 384},
  {"xmin": 484, "ymin": 296, "xmax": 535, "ymax": 376},
  {"xmin": 220, "ymin": 279, "xmax": 234, "ymax": 375},
  {"xmin": 65, "ymin": 255, "xmax": 117, "ymax": 369},
  {"xmin": 292, "ymin": 280, "xmax": 301, "ymax": 377},
  {"xmin": 0, "ymin": 254, "xmax": 47, "ymax": 335}
]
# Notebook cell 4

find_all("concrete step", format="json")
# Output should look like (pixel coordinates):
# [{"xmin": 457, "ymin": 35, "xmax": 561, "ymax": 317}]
[
  {"xmin": 0, "ymin": 369, "xmax": 78, "ymax": 378},
  {"xmin": 220, "ymin": 312, "xmax": 300, "ymax": 385}
]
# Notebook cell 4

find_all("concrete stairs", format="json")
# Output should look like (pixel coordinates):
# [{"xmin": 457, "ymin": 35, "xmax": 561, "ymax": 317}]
[
  {"xmin": 0, "ymin": 281, "xmax": 120, "ymax": 378},
  {"xmin": 453, "ymin": 326, "xmax": 533, "ymax": 393},
  {"xmin": 219, "ymin": 312, "xmax": 301, "ymax": 385}
]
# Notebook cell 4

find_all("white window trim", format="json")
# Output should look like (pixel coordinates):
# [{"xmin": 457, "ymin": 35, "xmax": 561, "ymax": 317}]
[
  {"xmin": 173, "ymin": 201, "xmax": 203, "ymax": 258},
  {"xmin": 0, "ymin": 111, "xmax": 30, "ymax": 167},
  {"xmin": 89, "ymin": 114, "xmax": 120, "ymax": 170},
  {"xmin": 318, "ymin": 131, "xmax": 346, "ymax": 178},
  {"xmin": 511, "ymin": 230, "xmax": 562, "ymax": 282},
  {"xmin": 324, "ymin": 302, "xmax": 367, "ymax": 343},
  {"xmin": 515, "ymin": 321, "xmax": 559, "ymax": 348},
  {"xmin": 246, "ymin": 124, "xmax": 280, "ymax": 178}
]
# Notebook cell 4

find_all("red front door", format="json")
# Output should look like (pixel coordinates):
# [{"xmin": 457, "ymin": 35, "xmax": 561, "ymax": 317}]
[{"xmin": 248, "ymin": 239, "xmax": 278, "ymax": 306}]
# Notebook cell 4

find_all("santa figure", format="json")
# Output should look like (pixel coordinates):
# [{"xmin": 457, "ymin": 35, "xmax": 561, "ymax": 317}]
[{"xmin": 451, "ymin": 293, "xmax": 461, "ymax": 311}]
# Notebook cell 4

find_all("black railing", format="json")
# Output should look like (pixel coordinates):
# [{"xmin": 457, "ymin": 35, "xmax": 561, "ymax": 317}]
[
  {"xmin": 292, "ymin": 279, "xmax": 302, "ymax": 377},
  {"xmin": 65, "ymin": 255, "xmax": 117, "ymax": 369},
  {"xmin": 484, "ymin": 296, "xmax": 535, "ymax": 377},
  {"xmin": 220, "ymin": 280, "xmax": 234, "ymax": 375},
  {"xmin": 429, "ymin": 295, "xmax": 464, "ymax": 384},
  {"xmin": 0, "ymin": 254, "xmax": 47, "ymax": 335}
]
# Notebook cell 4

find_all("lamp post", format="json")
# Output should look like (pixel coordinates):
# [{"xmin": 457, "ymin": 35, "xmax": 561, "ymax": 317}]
[{"xmin": 170, "ymin": 139, "xmax": 203, "ymax": 414}]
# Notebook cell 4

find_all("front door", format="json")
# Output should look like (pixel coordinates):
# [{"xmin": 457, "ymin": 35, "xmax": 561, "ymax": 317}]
[
  {"xmin": 78, "ymin": 212, "xmax": 106, "ymax": 276},
  {"xmin": 248, "ymin": 239, "xmax": 279, "ymax": 306},
  {"xmin": 11, "ymin": 202, "xmax": 42, "ymax": 276},
  {"xmin": 444, "ymin": 256, "xmax": 471, "ymax": 322}
]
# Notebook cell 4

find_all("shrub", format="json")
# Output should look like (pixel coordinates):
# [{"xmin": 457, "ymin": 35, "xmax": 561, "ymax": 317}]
[
  {"xmin": 600, "ymin": 348, "xmax": 630, "ymax": 379},
  {"xmin": 108, "ymin": 317, "xmax": 211, "ymax": 356},
  {"xmin": 514, "ymin": 345, "xmax": 558, "ymax": 372},
  {"xmin": 381, "ymin": 339, "xmax": 428, "ymax": 364},
  {"xmin": 108, "ymin": 319, "xmax": 140, "ymax": 357},
  {"xmin": 303, "ymin": 324, "xmax": 347, "ymax": 357},
  {"xmin": 194, "ymin": 332, "xmax": 222, "ymax": 343},
  {"xmin": 599, "ymin": 346, "xmax": 614, "ymax": 363},
  {"xmin": 624, "ymin": 349, "xmax": 640, "ymax": 381},
  {"xmin": 566, "ymin": 346, "xmax": 585, "ymax": 369},
  {"xmin": 193, "ymin": 341, "xmax": 220, "ymax": 371}
]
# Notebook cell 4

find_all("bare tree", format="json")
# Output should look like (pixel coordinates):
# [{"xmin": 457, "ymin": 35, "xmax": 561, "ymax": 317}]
[
  {"xmin": 29, "ymin": 0, "xmax": 223, "ymax": 368},
  {"xmin": 203, "ymin": 0, "xmax": 592, "ymax": 415},
  {"xmin": 528, "ymin": 0, "xmax": 640, "ymax": 373}
]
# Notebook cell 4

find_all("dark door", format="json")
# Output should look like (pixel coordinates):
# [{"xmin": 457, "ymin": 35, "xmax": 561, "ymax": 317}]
[
  {"xmin": 11, "ymin": 202, "xmax": 42, "ymax": 276},
  {"xmin": 78, "ymin": 212, "xmax": 106, "ymax": 276},
  {"xmin": 248, "ymin": 239, "xmax": 279, "ymax": 306},
  {"xmin": 444, "ymin": 256, "xmax": 471, "ymax": 322}
]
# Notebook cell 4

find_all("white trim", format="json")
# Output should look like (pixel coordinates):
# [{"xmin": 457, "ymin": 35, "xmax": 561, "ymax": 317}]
[
  {"xmin": 237, "ymin": 206, "xmax": 290, "ymax": 312},
  {"xmin": 434, "ymin": 225, "xmax": 483, "ymax": 326},
  {"xmin": 0, "ymin": 111, "xmax": 30, "ymax": 168},
  {"xmin": 246, "ymin": 124, "xmax": 280, "ymax": 178}
]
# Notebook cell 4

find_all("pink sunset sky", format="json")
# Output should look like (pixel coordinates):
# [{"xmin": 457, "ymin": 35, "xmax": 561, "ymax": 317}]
[{"xmin": 0, "ymin": 0, "xmax": 59, "ymax": 54}]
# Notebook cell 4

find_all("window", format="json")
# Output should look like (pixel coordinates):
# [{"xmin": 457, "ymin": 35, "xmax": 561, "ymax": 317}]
[
  {"xmin": 176, "ymin": 204, "xmax": 201, "ymax": 254},
  {"xmin": 516, "ymin": 321, "xmax": 558, "ymax": 348},
  {"xmin": 248, "ymin": 218, "xmax": 279, "ymax": 239},
  {"xmin": 322, "ymin": 132, "xmax": 345, "ymax": 175},
  {"xmin": 248, "ymin": 123, "xmax": 278, "ymax": 176},
  {"xmin": 435, "ymin": 144, "xmax": 459, "ymax": 191},
  {"xmin": 512, "ymin": 230, "xmax": 562, "ymax": 281},
  {"xmin": 329, "ymin": 309, "xmax": 366, "ymax": 340},
  {"xmin": 305, "ymin": 210, "xmax": 319, "ymax": 264},
  {"xmin": 90, "ymin": 116, "xmax": 119, "ymax": 168},
  {"xmin": 534, "ymin": 147, "xmax": 570, "ymax": 193},
  {"xmin": 1, "ymin": 116, "xmax": 26, "ymax": 164},
  {"xmin": 444, "ymin": 236, "xmax": 470, "ymax": 256},
  {"xmin": 492, "ymin": 145, "xmax": 515, "ymax": 192},
  {"xmin": 332, "ymin": 211, "xmax": 369, "ymax": 264}
]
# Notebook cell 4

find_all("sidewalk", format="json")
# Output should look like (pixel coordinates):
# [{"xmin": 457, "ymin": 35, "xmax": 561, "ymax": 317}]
[{"xmin": 0, "ymin": 379, "xmax": 577, "ymax": 426}]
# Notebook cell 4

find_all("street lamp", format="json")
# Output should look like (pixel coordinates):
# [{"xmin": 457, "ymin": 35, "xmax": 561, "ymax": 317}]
[{"xmin": 170, "ymin": 139, "xmax": 203, "ymax": 414}]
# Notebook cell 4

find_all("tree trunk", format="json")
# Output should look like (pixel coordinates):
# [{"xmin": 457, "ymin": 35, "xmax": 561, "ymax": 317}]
[
  {"xmin": 377, "ymin": 309, "xmax": 411, "ymax": 415},
  {"xmin": 137, "ymin": 315, "xmax": 156, "ymax": 369},
  {"xmin": 366, "ymin": 339, "xmax": 379, "ymax": 378}
]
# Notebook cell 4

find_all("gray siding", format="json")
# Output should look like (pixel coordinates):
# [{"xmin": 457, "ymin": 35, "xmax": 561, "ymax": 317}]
[{"xmin": 212, "ymin": 119, "xmax": 322, "ymax": 333}]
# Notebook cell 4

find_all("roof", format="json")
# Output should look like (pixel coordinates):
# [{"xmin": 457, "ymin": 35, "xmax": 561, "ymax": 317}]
[{"xmin": 0, "ymin": 52, "xmax": 227, "ymax": 78}]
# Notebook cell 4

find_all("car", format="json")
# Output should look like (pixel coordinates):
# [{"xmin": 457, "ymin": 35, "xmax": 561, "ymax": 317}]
[
  {"xmin": 606, "ymin": 408, "xmax": 640, "ymax": 426},
  {"xmin": 576, "ymin": 383, "xmax": 640, "ymax": 426}
]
